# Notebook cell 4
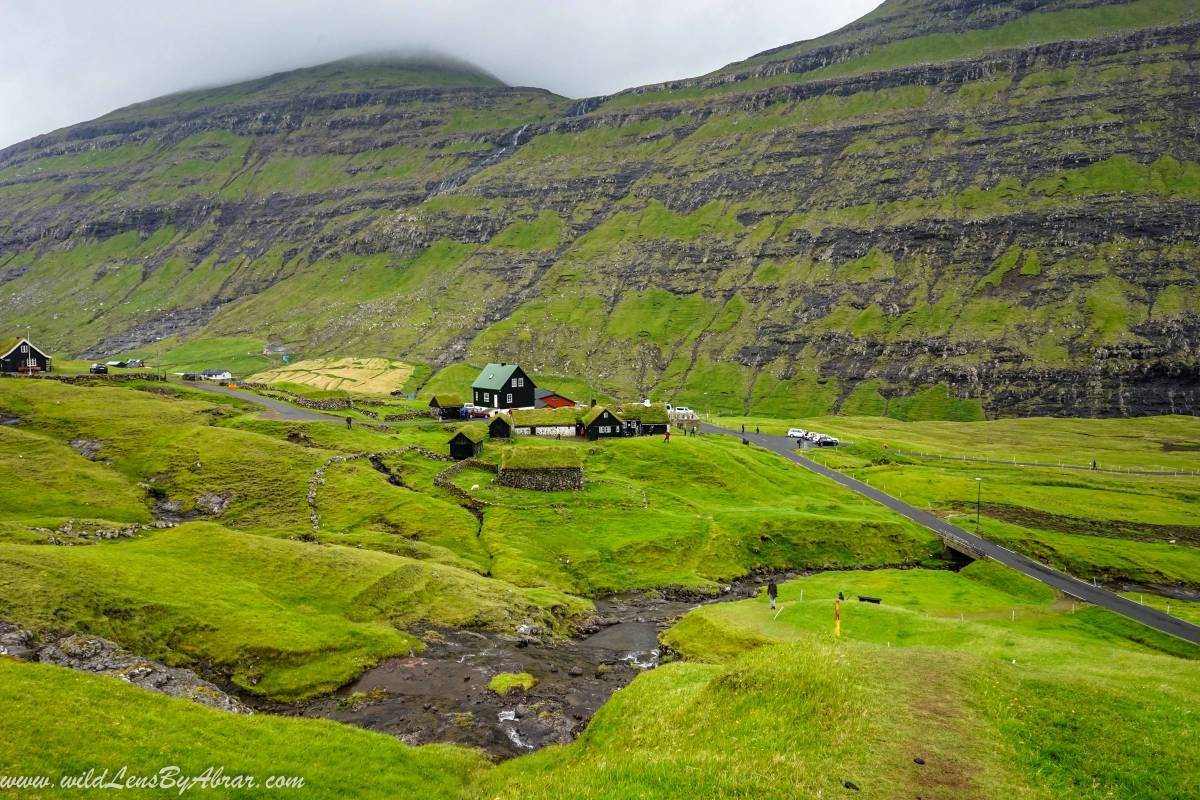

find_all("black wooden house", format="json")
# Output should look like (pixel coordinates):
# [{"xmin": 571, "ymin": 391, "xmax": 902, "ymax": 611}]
[
  {"xmin": 472, "ymin": 363, "xmax": 535, "ymax": 409},
  {"xmin": 0, "ymin": 338, "xmax": 52, "ymax": 374},
  {"xmin": 581, "ymin": 406, "xmax": 624, "ymax": 440}
]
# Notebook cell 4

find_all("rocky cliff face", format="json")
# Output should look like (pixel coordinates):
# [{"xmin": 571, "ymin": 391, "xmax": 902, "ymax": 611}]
[{"xmin": 1, "ymin": 2, "xmax": 1198, "ymax": 418}]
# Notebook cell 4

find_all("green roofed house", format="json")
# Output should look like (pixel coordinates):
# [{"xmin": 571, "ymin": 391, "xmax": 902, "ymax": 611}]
[
  {"xmin": 618, "ymin": 403, "xmax": 670, "ymax": 436},
  {"xmin": 472, "ymin": 363, "xmax": 535, "ymax": 410},
  {"xmin": 0, "ymin": 337, "xmax": 52, "ymax": 374},
  {"xmin": 447, "ymin": 424, "xmax": 485, "ymax": 460},
  {"xmin": 428, "ymin": 392, "xmax": 465, "ymax": 420},
  {"xmin": 581, "ymin": 406, "xmax": 624, "ymax": 440},
  {"xmin": 510, "ymin": 406, "xmax": 582, "ymax": 438}
]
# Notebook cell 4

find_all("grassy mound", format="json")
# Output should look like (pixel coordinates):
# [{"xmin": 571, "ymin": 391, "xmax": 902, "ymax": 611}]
[
  {"xmin": 488, "ymin": 672, "xmax": 538, "ymax": 695},
  {"xmin": 485, "ymin": 565, "xmax": 1198, "ymax": 799},
  {"xmin": 501, "ymin": 447, "xmax": 583, "ymax": 470},
  {"xmin": 0, "ymin": 522, "xmax": 587, "ymax": 700}
]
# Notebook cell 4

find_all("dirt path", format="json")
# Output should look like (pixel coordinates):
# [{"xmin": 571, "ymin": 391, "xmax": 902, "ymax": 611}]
[{"xmin": 180, "ymin": 380, "xmax": 342, "ymax": 422}]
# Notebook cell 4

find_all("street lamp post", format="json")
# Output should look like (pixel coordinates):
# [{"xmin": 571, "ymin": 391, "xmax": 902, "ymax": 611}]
[{"xmin": 975, "ymin": 477, "xmax": 982, "ymax": 531}]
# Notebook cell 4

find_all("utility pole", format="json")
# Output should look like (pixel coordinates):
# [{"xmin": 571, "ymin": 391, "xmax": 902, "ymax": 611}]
[{"xmin": 975, "ymin": 476, "xmax": 982, "ymax": 532}]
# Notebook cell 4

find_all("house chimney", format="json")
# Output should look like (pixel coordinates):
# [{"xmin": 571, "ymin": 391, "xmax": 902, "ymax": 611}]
[{"xmin": 590, "ymin": 398, "xmax": 596, "ymax": 407}]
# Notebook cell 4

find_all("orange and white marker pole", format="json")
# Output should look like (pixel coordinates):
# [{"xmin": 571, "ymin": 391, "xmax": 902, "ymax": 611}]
[{"xmin": 834, "ymin": 598, "xmax": 842, "ymax": 638}]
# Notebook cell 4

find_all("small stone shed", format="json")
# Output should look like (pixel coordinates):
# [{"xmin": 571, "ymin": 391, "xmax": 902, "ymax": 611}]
[{"xmin": 498, "ymin": 447, "xmax": 584, "ymax": 491}]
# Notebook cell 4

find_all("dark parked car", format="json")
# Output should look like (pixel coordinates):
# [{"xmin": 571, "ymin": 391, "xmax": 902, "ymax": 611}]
[
  {"xmin": 89, "ymin": 363, "xmax": 108, "ymax": 374},
  {"xmin": 181, "ymin": 373, "xmax": 201, "ymax": 381}
]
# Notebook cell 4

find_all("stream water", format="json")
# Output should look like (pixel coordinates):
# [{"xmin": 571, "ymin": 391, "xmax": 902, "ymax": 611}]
[{"xmin": 288, "ymin": 573, "xmax": 795, "ymax": 758}]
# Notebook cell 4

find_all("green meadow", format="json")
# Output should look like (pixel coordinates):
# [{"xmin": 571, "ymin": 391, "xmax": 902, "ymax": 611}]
[
  {"xmin": 3, "ymin": 564, "xmax": 1194, "ymax": 799},
  {"xmin": 715, "ymin": 413, "xmax": 1200, "ymax": 590},
  {"xmin": 0, "ymin": 378, "xmax": 939, "ymax": 700},
  {"xmin": 0, "ymin": 378, "xmax": 1196, "ymax": 799}
]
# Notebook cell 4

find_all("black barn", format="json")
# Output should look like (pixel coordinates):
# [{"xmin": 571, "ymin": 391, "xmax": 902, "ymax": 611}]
[
  {"xmin": 448, "ymin": 427, "xmax": 484, "ymax": 460},
  {"xmin": 582, "ymin": 406, "xmax": 624, "ymax": 440},
  {"xmin": 488, "ymin": 414, "xmax": 514, "ymax": 439},
  {"xmin": 0, "ymin": 338, "xmax": 52, "ymax": 374},
  {"xmin": 472, "ymin": 363, "xmax": 536, "ymax": 409},
  {"xmin": 429, "ymin": 393, "xmax": 465, "ymax": 420}
]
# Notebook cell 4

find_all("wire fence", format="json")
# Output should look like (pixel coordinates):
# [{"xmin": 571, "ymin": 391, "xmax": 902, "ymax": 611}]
[{"xmin": 889, "ymin": 450, "xmax": 1200, "ymax": 477}]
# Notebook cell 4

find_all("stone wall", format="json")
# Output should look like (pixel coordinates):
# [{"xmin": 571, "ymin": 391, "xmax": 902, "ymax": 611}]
[
  {"xmin": 306, "ymin": 446, "xmax": 451, "ymax": 530},
  {"xmin": 0, "ymin": 372, "xmax": 165, "ymax": 384},
  {"xmin": 434, "ymin": 458, "xmax": 498, "ymax": 512},
  {"xmin": 498, "ymin": 467, "xmax": 584, "ymax": 491}
]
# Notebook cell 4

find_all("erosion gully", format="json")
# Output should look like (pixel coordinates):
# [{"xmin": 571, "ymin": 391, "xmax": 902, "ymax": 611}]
[{"xmin": 259, "ymin": 571, "xmax": 797, "ymax": 760}]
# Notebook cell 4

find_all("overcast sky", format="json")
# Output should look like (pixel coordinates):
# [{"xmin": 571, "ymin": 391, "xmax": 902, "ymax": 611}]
[{"xmin": 0, "ymin": 1, "xmax": 879, "ymax": 149}]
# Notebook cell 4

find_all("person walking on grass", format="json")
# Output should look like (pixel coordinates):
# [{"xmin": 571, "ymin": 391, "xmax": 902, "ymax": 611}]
[
  {"xmin": 664, "ymin": 429, "xmax": 671, "ymax": 444},
  {"xmin": 346, "ymin": 416, "xmax": 353, "ymax": 430},
  {"xmin": 768, "ymin": 581, "xmax": 778, "ymax": 610}
]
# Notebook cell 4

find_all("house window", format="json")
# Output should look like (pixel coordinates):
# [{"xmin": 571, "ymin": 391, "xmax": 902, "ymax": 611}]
[
  {"xmin": 506, "ymin": 393, "xmax": 513, "ymax": 404},
  {"xmin": 517, "ymin": 377, "xmax": 524, "ymax": 388},
  {"xmin": 484, "ymin": 392, "xmax": 490, "ymax": 403},
  {"xmin": 599, "ymin": 425, "xmax": 610, "ymax": 434},
  {"xmin": 511, "ymin": 377, "xmax": 518, "ymax": 388},
  {"xmin": 20, "ymin": 344, "xmax": 28, "ymax": 353}
]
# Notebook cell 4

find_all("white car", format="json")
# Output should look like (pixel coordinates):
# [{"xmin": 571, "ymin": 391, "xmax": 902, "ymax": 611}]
[
  {"xmin": 786, "ymin": 428, "xmax": 807, "ymax": 438},
  {"xmin": 673, "ymin": 406, "xmax": 695, "ymax": 415}
]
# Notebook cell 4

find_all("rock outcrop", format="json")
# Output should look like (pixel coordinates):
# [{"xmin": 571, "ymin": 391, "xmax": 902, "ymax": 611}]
[
  {"xmin": 1, "ymin": 624, "xmax": 249, "ymax": 713},
  {"xmin": 1, "ymin": 4, "xmax": 1197, "ymax": 418}
]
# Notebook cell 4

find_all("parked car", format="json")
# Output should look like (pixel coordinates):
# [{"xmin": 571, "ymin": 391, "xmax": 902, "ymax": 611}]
[
  {"xmin": 673, "ymin": 406, "xmax": 695, "ymax": 415},
  {"xmin": 89, "ymin": 363, "xmax": 108, "ymax": 374},
  {"xmin": 786, "ymin": 428, "xmax": 807, "ymax": 438},
  {"xmin": 814, "ymin": 435, "xmax": 840, "ymax": 447},
  {"xmin": 181, "ymin": 373, "xmax": 201, "ymax": 381},
  {"xmin": 126, "ymin": 359, "xmax": 144, "ymax": 368}
]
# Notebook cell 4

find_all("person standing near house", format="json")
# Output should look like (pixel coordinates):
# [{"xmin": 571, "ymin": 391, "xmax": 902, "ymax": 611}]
[
  {"xmin": 663, "ymin": 429, "xmax": 671, "ymax": 444},
  {"xmin": 767, "ymin": 581, "xmax": 778, "ymax": 610}
]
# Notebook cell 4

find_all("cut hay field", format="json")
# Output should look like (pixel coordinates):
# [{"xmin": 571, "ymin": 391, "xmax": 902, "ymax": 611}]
[{"xmin": 247, "ymin": 356, "xmax": 415, "ymax": 395}]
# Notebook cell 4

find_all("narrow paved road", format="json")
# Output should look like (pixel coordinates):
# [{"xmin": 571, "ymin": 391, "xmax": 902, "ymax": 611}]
[
  {"xmin": 180, "ymin": 381, "xmax": 343, "ymax": 422},
  {"xmin": 705, "ymin": 423, "xmax": 1200, "ymax": 645}
]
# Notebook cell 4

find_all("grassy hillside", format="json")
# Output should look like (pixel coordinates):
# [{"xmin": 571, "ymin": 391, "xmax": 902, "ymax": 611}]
[
  {"xmin": 483, "ymin": 564, "xmax": 1199, "ymax": 799},
  {"xmin": 762, "ymin": 415, "xmax": 1200, "ymax": 590},
  {"xmin": 0, "ymin": 659, "xmax": 485, "ymax": 799},
  {"xmin": 2, "ymin": 0, "xmax": 1198, "ymax": 417},
  {"xmin": 0, "ymin": 379, "xmax": 948, "ymax": 697},
  {"xmin": 4, "ymin": 564, "xmax": 1194, "ymax": 798}
]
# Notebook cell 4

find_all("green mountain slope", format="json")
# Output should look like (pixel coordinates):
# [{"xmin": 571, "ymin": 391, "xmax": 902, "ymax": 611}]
[{"xmin": 1, "ymin": 1, "xmax": 1198, "ymax": 417}]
